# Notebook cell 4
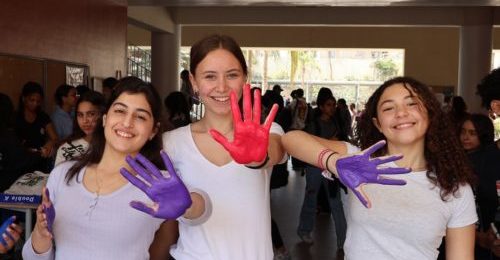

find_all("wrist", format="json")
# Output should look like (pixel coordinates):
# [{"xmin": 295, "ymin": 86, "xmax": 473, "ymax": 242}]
[
  {"xmin": 245, "ymin": 152, "xmax": 269, "ymax": 169},
  {"xmin": 324, "ymin": 152, "xmax": 339, "ymax": 177}
]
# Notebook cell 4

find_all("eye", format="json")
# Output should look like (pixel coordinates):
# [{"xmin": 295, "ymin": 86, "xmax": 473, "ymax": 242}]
[
  {"xmin": 227, "ymin": 73, "xmax": 240, "ymax": 79},
  {"xmin": 114, "ymin": 108, "xmax": 125, "ymax": 114},
  {"xmin": 135, "ymin": 113, "xmax": 148, "ymax": 121},
  {"xmin": 407, "ymin": 102, "xmax": 418, "ymax": 107},
  {"xmin": 76, "ymin": 113, "xmax": 84, "ymax": 118},
  {"xmin": 382, "ymin": 106, "xmax": 394, "ymax": 112},
  {"xmin": 204, "ymin": 74, "xmax": 216, "ymax": 80}
]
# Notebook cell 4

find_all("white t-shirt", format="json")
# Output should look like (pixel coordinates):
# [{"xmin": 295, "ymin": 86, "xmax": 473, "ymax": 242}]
[
  {"xmin": 342, "ymin": 143, "xmax": 477, "ymax": 260},
  {"xmin": 163, "ymin": 123, "xmax": 285, "ymax": 260},
  {"xmin": 54, "ymin": 138, "xmax": 89, "ymax": 166},
  {"xmin": 22, "ymin": 161, "xmax": 164, "ymax": 260}
]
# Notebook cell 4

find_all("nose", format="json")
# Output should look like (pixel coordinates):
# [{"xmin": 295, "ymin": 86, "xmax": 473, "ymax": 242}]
[
  {"xmin": 122, "ymin": 113, "xmax": 134, "ymax": 128},
  {"xmin": 215, "ymin": 78, "xmax": 229, "ymax": 92},
  {"xmin": 395, "ymin": 105, "xmax": 409, "ymax": 117}
]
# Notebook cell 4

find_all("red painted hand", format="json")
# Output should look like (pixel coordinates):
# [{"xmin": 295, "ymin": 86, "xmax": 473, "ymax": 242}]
[{"xmin": 210, "ymin": 84, "xmax": 278, "ymax": 164}]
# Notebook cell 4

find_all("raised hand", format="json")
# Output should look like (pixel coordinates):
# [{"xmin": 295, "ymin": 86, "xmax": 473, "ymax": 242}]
[
  {"xmin": 33, "ymin": 187, "xmax": 55, "ymax": 240},
  {"xmin": 120, "ymin": 151, "xmax": 192, "ymax": 220},
  {"xmin": 0, "ymin": 216, "xmax": 18, "ymax": 251},
  {"xmin": 42, "ymin": 188, "xmax": 55, "ymax": 234},
  {"xmin": 334, "ymin": 140, "xmax": 411, "ymax": 208},
  {"xmin": 210, "ymin": 83, "xmax": 278, "ymax": 164}
]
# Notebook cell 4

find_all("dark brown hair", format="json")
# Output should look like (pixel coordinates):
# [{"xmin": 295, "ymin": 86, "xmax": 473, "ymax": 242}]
[
  {"xmin": 65, "ymin": 77, "xmax": 163, "ymax": 183},
  {"xmin": 355, "ymin": 76, "xmax": 474, "ymax": 200},
  {"xmin": 189, "ymin": 34, "xmax": 247, "ymax": 76}
]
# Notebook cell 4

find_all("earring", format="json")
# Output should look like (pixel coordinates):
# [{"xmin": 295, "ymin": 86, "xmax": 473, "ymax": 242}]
[{"xmin": 193, "ymin": 91, "xmax": 202, "ymax": 104}]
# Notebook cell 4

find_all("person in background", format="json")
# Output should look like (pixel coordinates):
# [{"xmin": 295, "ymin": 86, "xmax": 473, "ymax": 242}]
[
  {"xmin": 335, "ymin": 98, "xmax": 352, "ymax": 141},
  {"xmin": 296, "ymin": 87, "xmax": 347, "ymax": 258},
  {"xmin": 448, "ymin": 96, "xmax": 469, "ymax": 134},
  {"xmin": 54, "ymin": 91, "xmax": 105, "ymax": 166},
  {"xmin": 102, "ymin": 77, "xmax": 118, "ymax": 103},
  {"xmin": 460, "ymin": 113, "xmax": 500, "ymax": 259},
  {"xmin": 0, "ymin": 93, "xmax": 43, "ymax": 192},
  {"xmin": 51, "ymin": 84, "xmax": 77, "ymax": 139},
  {"xmin": 476, "ymin": 68, "xmax": 500, "ymax": 148},
  {"xmin": 164, "ymin": 91, "xmax": 192, "ymax": 130},
  {"xmin": 283, "ymin": 77, "xmax": 477, "ymax": 260},
  {"xmin": 15, "ymin": 81, "xmax": 58, "ymax": 173}
]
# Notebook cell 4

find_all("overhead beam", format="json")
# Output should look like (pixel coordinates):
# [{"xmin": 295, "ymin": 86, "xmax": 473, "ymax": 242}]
[{"xmin": 128, "ymin": 6, "xmax": 175, "ymax": 33}]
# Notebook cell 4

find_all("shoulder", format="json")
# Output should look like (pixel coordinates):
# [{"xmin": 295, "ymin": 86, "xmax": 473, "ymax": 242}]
[
  {"xmin": 163, "ymin": 125, "xmax": 190, "ymax": 142},
  {"xmin": 38, "ymin": 111, "xmax": 51, "ymax": 124},
  {"xmin": 270, "ymin": 122, "xmax": 285, "ymax": 136}
]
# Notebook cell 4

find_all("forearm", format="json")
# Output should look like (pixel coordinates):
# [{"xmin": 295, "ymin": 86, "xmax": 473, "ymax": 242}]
[
  {"xmin": 149, "ymin": 220, "xmax": 178, "ymax": 260},
  {"xmin": 183, "ymin": 192, "xmax": 205, "ymax": 220},
  {"xmin": 282, "ymin": 130, "xmax": 346, "ymax": 168},
  {"xmin": 30, "ymin": 229, "xmax": 53, "ymax": 254}
]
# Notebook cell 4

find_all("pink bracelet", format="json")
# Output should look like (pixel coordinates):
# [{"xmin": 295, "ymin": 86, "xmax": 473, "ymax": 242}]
[{"xmin": 317, "ymin": 149, "xmax": 332, "ymax": 170}]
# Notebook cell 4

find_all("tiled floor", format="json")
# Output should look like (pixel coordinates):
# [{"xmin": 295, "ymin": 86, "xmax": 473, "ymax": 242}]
[{"xmin": 271, "ymin": 163, "xmax": 340, "ymax": 260}]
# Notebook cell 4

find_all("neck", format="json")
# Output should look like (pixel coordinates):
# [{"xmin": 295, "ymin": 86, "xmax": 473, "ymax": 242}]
[
  {"xmin": 320, "ymin": 114, "xmax": 331, "ymax": 121},
  {"xmin": 387, "ymin": 140, "xmax": 427, "ymax": 171},
  {"xmin": 198, "ymin": 112, "xmax": 233, "ymax": 134},
  {"xmin": 97, "ymin": 145, "xmax": 134, "ymax": 176},
  {"xmin": 84, "ymin": 134, "xmax": 92, "ymax": 143}
]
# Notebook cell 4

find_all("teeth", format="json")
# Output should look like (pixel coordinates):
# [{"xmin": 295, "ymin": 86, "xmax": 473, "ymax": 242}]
[
  {"xmin": 212, "ymin": 96, "xmax": 229, "ymax": 102},
  {"xmin": 116, "ymin": 130, "xmax": 133, "ymax": 138},
  {"xmin": 394, "ymin": 123, "xmax": 414, "ymax": 129}
]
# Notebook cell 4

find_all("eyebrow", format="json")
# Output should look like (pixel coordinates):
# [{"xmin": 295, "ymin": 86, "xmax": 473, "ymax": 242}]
[
  {"xmin": 379, "ymin": 95, "xmax": 415, "ymax": 106},
  {"xmin": 112, "ymin": 102, "xmax": 152, "ymax": 117},
  {"xmin": 201, "ymin": 68, "xmax": 241, "ymax": 74}
]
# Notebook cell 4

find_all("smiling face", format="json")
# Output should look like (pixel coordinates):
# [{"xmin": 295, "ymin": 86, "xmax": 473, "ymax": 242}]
[
  {"xmin": 190, "ymin": 48, "xmax": 246, "ymax": 116},
  {"xmin": 373, "ymin": 83, "xmax": 429, "ymax": 148},
  {"xmin": 103, "ymin": 92, "xmax": 157, "ymax": 155}
]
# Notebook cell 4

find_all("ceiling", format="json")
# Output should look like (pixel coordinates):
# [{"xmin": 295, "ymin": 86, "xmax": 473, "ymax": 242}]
[{"xmin": 128, "ymin": 0, "xmax": 500, "ymax": 7}]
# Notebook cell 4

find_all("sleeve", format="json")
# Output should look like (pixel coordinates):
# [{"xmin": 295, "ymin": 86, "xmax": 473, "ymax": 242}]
[
  {"xmin": 345, "ymin": 142, "xmax": 361, "ymax": 154},
  {"xmin": 270, "ymin": 122, "xmax": 288, "ymax": 164},
  {"xmin": 39, "ymin": 112, "xmax": 52, "ymax": 128},
  {"xmin": 447, "ymin": 184, "xmax": 478, "ymax": 228},
  {"xmin": 178, "ymin": 188, "xmax": 212, "ymax": 226},
  {"xmin": 22, "ymin": 237, "xmax": 55, "ymax": 260}
]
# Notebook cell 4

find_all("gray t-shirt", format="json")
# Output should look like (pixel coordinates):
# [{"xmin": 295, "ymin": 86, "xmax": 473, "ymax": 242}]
[{"xmin": 22, "ymin": 161, "xmax": 164, "ymax": 260}]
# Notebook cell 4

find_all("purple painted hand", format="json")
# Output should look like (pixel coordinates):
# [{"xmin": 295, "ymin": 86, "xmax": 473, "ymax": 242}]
[
  {"xmin": 210, "ymin": 83, "xmax": 278, "ymax": 165},
  {"xmin": 0, "ymin": 216, "xmax": 15, "ymax": 246},
  {"xmin": 120, "ymin": 151, "xmax": 192, "ymax": 219},
  {"xmin": 335, "ymin": 140, "xmax": 411, "ymax": 208},
  {"xmin": 42, "ymin": 188, "xmax": 55, "ymax": 234}
]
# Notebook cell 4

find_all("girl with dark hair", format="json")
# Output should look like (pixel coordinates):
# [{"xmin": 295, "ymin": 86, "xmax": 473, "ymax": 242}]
[
  {"xmin": 23, "ymin": 77, "xmax": 198, "ymax": 259},
  {"xmin": 143, "ymin": 34, "xmax": 285, "ymax": 259},
  {"xmin": 164, "ymin": 91, "xmax": 192, "ymax": 130},
  {"xmin": 283, "ymin": 76, "xmax": 477, "ymax": 259},
  {"xmin": 54, "ymin": 91, "xmax": 106, "ymax": 166},
  {"xmin": 15, "ymin": 81, "xmax": 58, "ymax": 172},
  {"xmin": 460, "ymin": 113, "xmax": 500, "ymax": 259}
]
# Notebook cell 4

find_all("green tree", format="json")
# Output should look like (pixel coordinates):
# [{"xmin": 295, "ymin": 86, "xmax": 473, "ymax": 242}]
[{"xmin": 373, "ymin": 58, "xmax": 398, "ymax": 81}]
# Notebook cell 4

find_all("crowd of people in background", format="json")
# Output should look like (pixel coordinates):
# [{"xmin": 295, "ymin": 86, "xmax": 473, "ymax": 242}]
[{"xmin": 0, "ymin": 34, "xmax": 499, "ymax": 260}]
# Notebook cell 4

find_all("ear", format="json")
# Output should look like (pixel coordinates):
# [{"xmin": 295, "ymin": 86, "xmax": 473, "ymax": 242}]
[
  {"xmin": 102, "ymin": 114, "xmax": 107, "ymax": 127},
  {"xmin": 372, "ymin": 117, "xmax": 383, "ymax": 133},
  {"xmin": 149, "ymin": 122, "xmax": 160, "ymax": 140}
]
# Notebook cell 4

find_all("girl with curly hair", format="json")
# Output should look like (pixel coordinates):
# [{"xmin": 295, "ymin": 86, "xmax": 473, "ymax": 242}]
[{"xmin": 282, "ymin": 76, "xmax": 477, "ymax": 260}]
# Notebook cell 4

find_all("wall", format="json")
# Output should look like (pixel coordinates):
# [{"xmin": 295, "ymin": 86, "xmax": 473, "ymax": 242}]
[{"xmin": 0, "ymin": 0, "xmax": 127, "ymax": 106}]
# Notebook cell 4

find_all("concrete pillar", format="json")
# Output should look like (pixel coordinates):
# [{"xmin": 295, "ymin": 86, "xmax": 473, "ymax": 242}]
[
  {"xmin": 151, "ymin": 24, "xmax": 181, "ymax": 102},
  {"xmin": 458, "ymin": 8, "xmax": 493, "ymax": 113}
]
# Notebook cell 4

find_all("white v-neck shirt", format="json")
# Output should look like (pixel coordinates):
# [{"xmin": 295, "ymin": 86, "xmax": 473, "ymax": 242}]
[{"xmin": 163, "ymin": 123, "xmax": 285, "ymax": 260}]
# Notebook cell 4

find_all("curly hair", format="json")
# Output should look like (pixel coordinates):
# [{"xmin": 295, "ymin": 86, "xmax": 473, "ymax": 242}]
[
  {"xmin": 477, "ymin": 68, "xmax": 500, "ymax": 109},
  {"xmin": 354, "ymin": 77, "xmax": 474, "ymax": 200}
]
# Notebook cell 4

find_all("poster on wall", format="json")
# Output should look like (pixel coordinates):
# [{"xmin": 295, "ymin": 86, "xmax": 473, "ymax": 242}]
[{"xmin": 66, "ymin": 65, "xmax": 87, "ymax": 87}]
